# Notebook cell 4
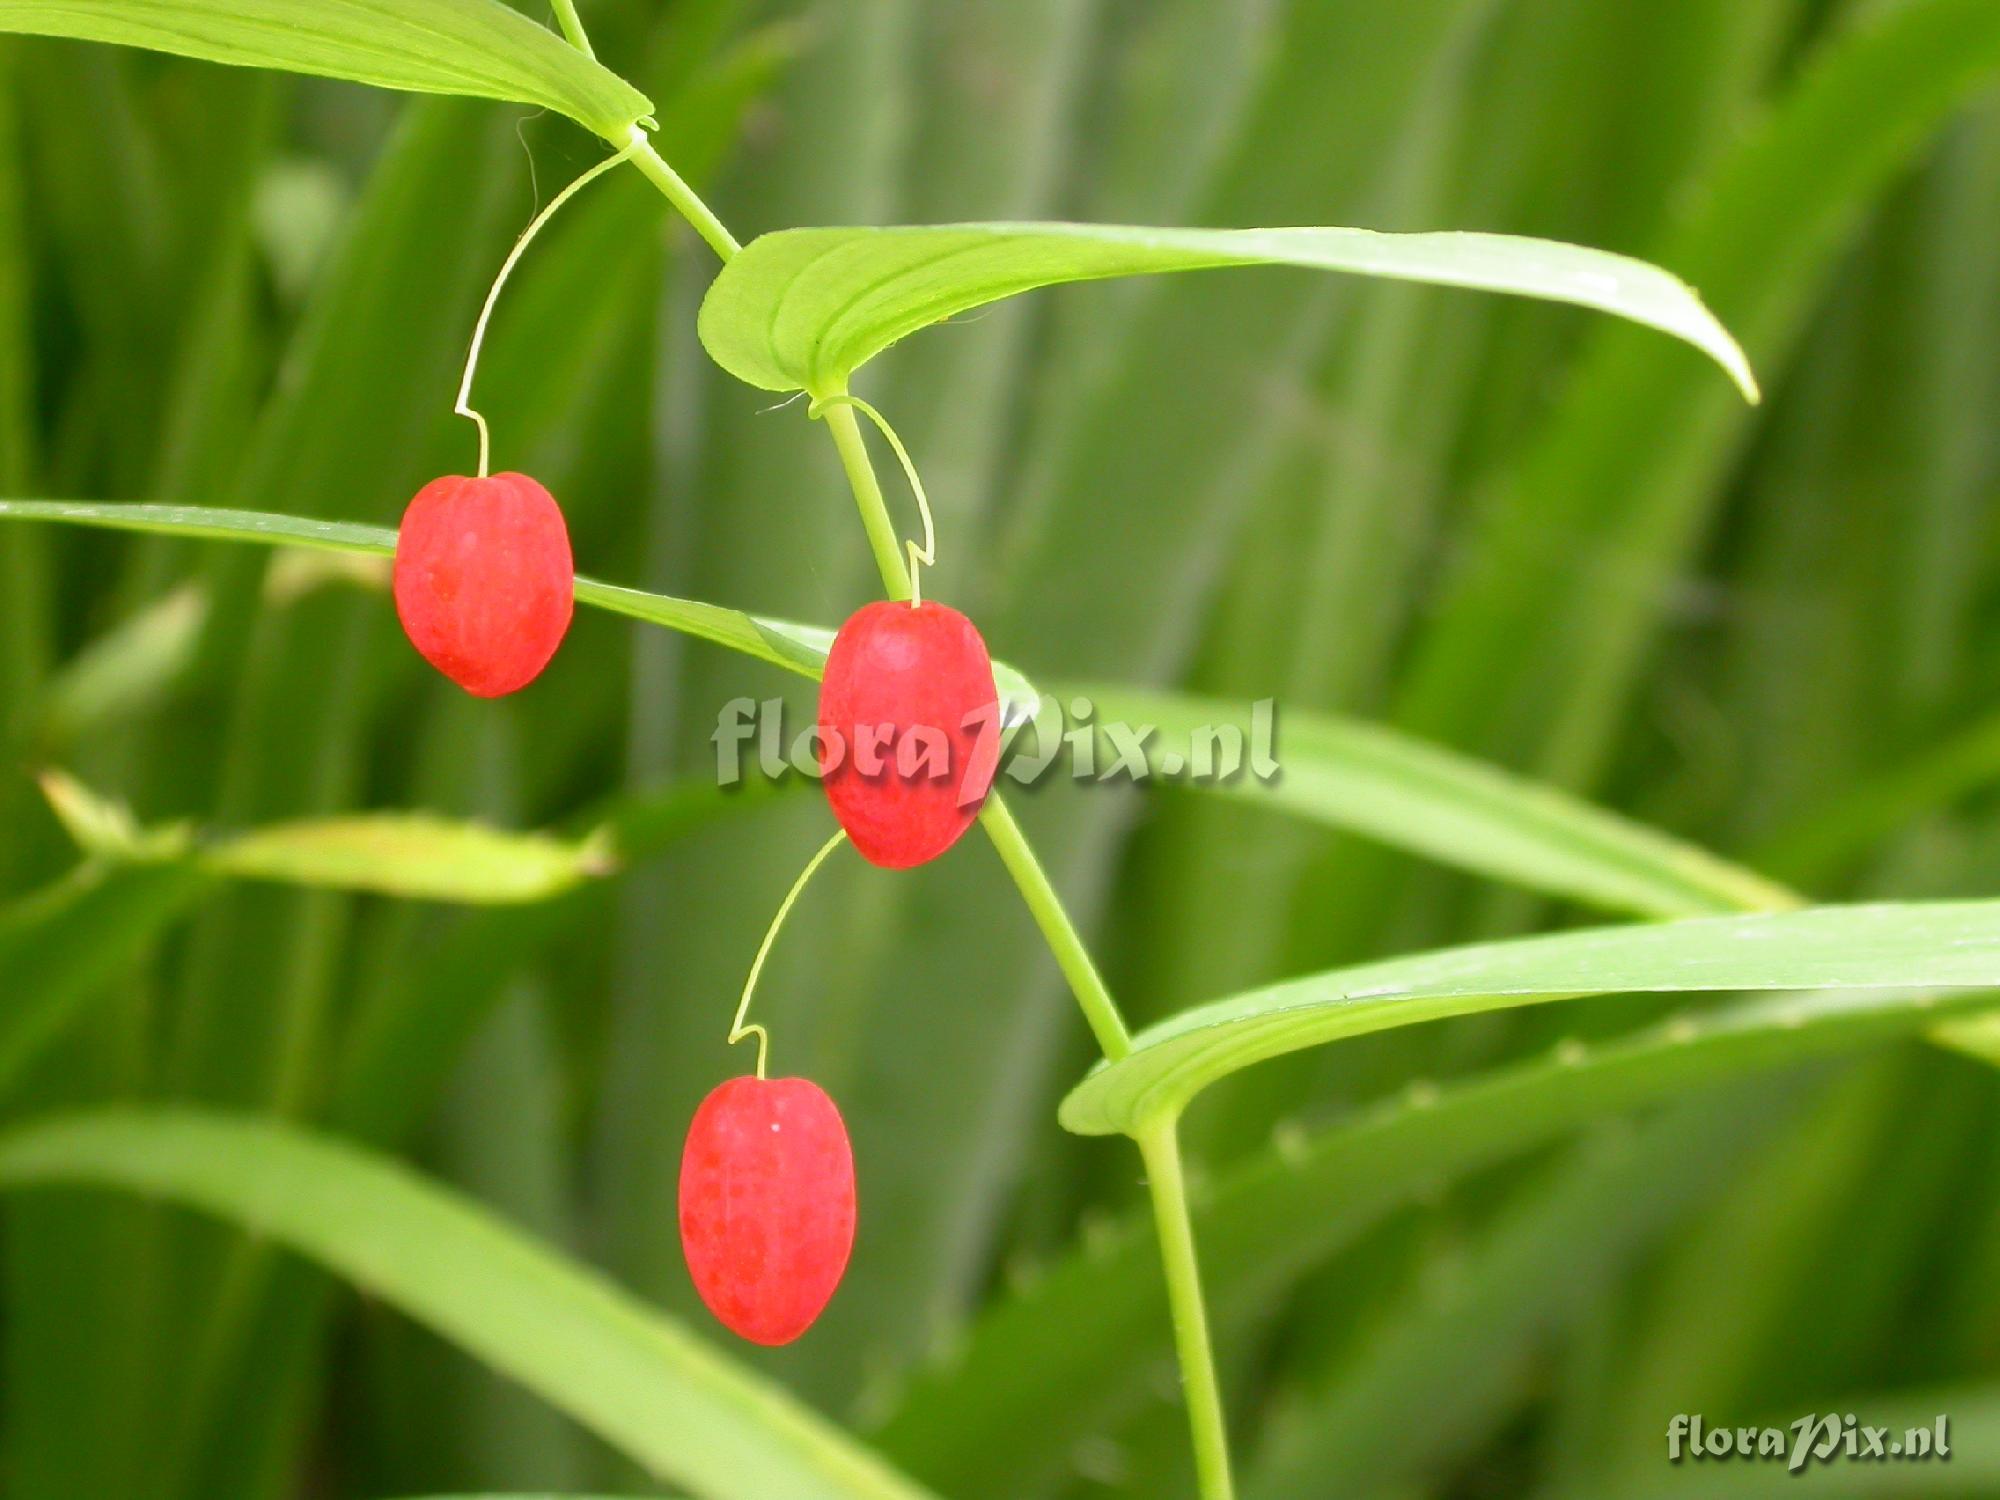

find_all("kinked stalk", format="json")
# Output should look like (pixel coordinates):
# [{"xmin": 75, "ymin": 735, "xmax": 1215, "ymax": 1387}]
[{"xmin": 566, "ymin": 14, "xmax": 1235, "ymax": 1491}]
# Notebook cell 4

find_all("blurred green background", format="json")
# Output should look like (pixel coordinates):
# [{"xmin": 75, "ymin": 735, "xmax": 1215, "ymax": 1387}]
[{"xmin": 3, "ymin": 1, "xmax": 2000, "ymax": 1496}]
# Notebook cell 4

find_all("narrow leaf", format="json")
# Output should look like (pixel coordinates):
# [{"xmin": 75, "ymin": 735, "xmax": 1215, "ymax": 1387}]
[
  {"xmin": 206, "ymin": 814, "xmax": 611, "ymax": 904},
  {"xmin": 1073, "ymin": 685, "xmax": 1795, "ymax": 919},
  {"xmin": 0, "ymin": 0, "xmax": 652, "ymax": 137},
  {"xmin": 40, "ymin": 769, "xmax": 610, "ymax": 905},
  {"xmin": 0, "ymin": 498, "xmax": 393, "ymax": 553},
  {"xmin": 0, "ymin": 500, "xmax": 1043, "ymax": 716},
  {"xmin": 696, "ymin": 222, "xmax": 1758, "ymax": 399},
  {"xmin": 881, "ymin": 983, "xmax": 1996, "ymax": 1496},
  {"xmin": 0, "ymin": 1110, "xmax": 937, "ymax": 1500},
  {"xmin": 1060, "ymin": 899, "xmax": 2000, "ymax": 1134}
]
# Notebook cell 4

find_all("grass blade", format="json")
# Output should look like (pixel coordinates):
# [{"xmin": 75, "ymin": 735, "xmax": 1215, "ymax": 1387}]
[
  {"xmin": 1074, "ymin": 685, "xmax": 1795, "ymax": 918},
  {"xmin": 0, "ymin": 1109, "xmax": 937, "ymax": 1500},
  {"xmin": 1242, "ymin": 1095, "xmax": 1786, "ymax": 1499},
  {"xmin": 877, "ymin": 981, "xmax": 1992, "ymax": 1496},
  {"xmin": 1395, "ymin": 0, "xmax": 2000, "ymax": 789}
]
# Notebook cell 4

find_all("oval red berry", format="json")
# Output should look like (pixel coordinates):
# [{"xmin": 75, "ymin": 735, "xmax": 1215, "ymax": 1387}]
[
  {"xmin": 816, "ymin": 600, "xmax": 1000, "ymax": 868},
  {"xmin": 679, "ymin": 1076, "xmax": 856, "ymax": 1346},
  {"xmin": 393, "ymin": 472, "xmax": 574, "ymax": 698}
]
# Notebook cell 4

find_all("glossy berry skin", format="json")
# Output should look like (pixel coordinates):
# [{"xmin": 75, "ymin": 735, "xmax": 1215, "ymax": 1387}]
[
  {"xmin": 817, "ymin": 600, "xmax": 1000, "ymax": 868},
  {"xmin": 679, "ymin": 1076, "xmax": 856, "ymax": 1346},
  {"xmin": 393, "ymin": 472, "xmax": 574, "ymax": 697}
]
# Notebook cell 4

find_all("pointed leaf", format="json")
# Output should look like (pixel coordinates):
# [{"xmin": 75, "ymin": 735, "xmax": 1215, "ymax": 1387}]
[
  {"xmin": 205, "ymin": 814, "xmax": 611, "ymax": 903},
  {"xmin": 1073, "ymin": 685, "xmax": 1795, "ymax": 919},
  {"xmin": 882, "ymin": 982, "xmax": 1997, "ymax": 1496},
  {"xmin": 1061, "ymin": 899, "xmax": 2000, "ymax": 1134},
  {"xmin": 696, "ymin": 222, "xmax": 1758, "ymax": 399},
  {"xmin": 39, "ymin": 769, "xmax": 611, "ymax": 905},
  {"xmin": 0, "ymin": 0, "xmax": 652, "ymax": 137}
]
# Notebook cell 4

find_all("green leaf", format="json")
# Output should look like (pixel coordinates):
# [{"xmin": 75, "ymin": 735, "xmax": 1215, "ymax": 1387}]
[
  {"xmin": 205, "ymin": 814, "xmax": 611, "ymax": 904},
  {"xmin": 880, "ymin": 981, "xmax": 1996, "ymax": 1497},
  {"xmin": 0, "ymin": 497, "xmax": 819, "ymax": 664},
  {"xmin": 1241, "ymin": 1095, "xmax": 1784, "ymax": 1500},
  {"xmin": 1071, "ymin": 685, "xmax": 1795, "ymax": 919},
  {"xmin": 1391, "ymin": 0, "xmax": 2000, "ymax": 794},
  {"xmin": 1061, "ymin": 899, "xmax": 2000, "ymax": 1135},
  {"xmin": 39, "ymin": 768, "xmax": 611, "ymax": 905},
  {"xmin": 36, "ymin": 769, "xmax": 187, "ymax": 860},
  {"xmin": 0, "ymin": 0, "xmax": 653, "ymax": 138},
  {"xmin": 695, "ymin": 222, "xmax": 1759, "ymax": 400},
  {"xmin": 0, "ymin": 1109, "xmax": 937, "ymax": 1500},
  {"xmin": 0, "ymin": 497, "xmax": 392, "ymax": 553},
  {"xmin": 0, "ymin": 500, "xmax": 1045, "ymax": 717}
]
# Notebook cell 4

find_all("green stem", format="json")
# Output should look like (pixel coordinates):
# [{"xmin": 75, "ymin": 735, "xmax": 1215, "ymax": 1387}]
[
  {"xmin": 583, "ymin": 38, "xmax": 1233, "ymax": 1495},
  {"xmin": 1138, "ymin": 1119, "xmax": 1236, "ymax": 1500},
  {"xmin": 821, "ymin": 396, "xmax": 915, "ymax": 603},
  {"xmin": 549, "ymin": 0, "xmax": 595, "ymax": 57},
  {"xmin": 977, "ymin": 795, "xmax": 1130, "ymax": 1060},
  {"xmin": 624, "ymin": 132, "xmax": 741, "ymax": 262},
  {"xmin": 824, "ymin": 345, "xmax": 1233, "ymax": 1498},
  {"xmin": 561, "ymin": 0, "xmax": 738, "ymax": 261}
]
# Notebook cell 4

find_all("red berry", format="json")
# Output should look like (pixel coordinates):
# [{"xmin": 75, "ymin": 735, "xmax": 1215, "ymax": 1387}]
[
  {"xmin": 393, "ymin": 472, "xmax": 574, "ymax": 697},
  {"xmin": 679, "ymin": 1076, "xmax": 856, "ymax": 1346},
  {"xmin": 816, "ymin": 600, "xmax": 1000, "ymax": 868}
]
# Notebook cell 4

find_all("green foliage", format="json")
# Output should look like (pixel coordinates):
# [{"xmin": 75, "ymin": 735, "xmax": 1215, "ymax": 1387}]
[
  {"xmin": 0, "ymin": 1110, "xmax": 935, "ymax": 1498},
  {"xmin": 1062, "ymin": 900, "xmax": 2000, "ymax": 1135},
  {"xmin": 0, "ymin": 499, "xmax": 1045, "ymax": 712},
  {"xmin": 205, "ymin": 815, "xmax": 608, "ymax": 903},
  {"xmin": 1074, "ymin": 685, "xmax": 1796, "ymax": 918},
  {"xmin": 697, "ymin": 221, "xmax": 1758, "ymax": 399},
  {"xmin": 0, "ymin": 0, "xmax": 651, "ymax": 135},
  {"xmin": 0, "ymin": 861, "xmax": 208, "ymax": 1089},
  {"xmin": 1, "ymin": 2, "xmax": 1997, "ymax": 1498},
  {"xmin": 41, "ymin": 767, "xmax": 610, "ymax": 902},
  {"xmin": 878, "ymin": 982, "xmax": 2000, "ymax": 1496}
]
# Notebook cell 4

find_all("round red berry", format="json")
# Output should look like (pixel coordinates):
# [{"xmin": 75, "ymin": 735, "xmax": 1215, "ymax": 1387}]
[
  {"xmin": 679, "ymin": 1076, "xmax": 856, "ymax": 1346},
  {"xmin": 392, "ymin": 472, "xmax": 574, "ymax": 698},
  {"xmin": 816, "ymin": 600, "xmax": 1000, "ymax": 868}
]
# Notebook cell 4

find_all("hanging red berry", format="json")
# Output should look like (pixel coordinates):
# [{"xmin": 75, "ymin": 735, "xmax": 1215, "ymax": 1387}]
[
  {"xmin": 392, "ymin": 473, "xmax": 574, "ymax": 698},
  {"xmin": 679, "ymin": 1075, "xmax": 856, "ymax": 1346},
  {"xmin": 816, "ymin": 600, "xmax": 1000, "ymax": 868}
]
